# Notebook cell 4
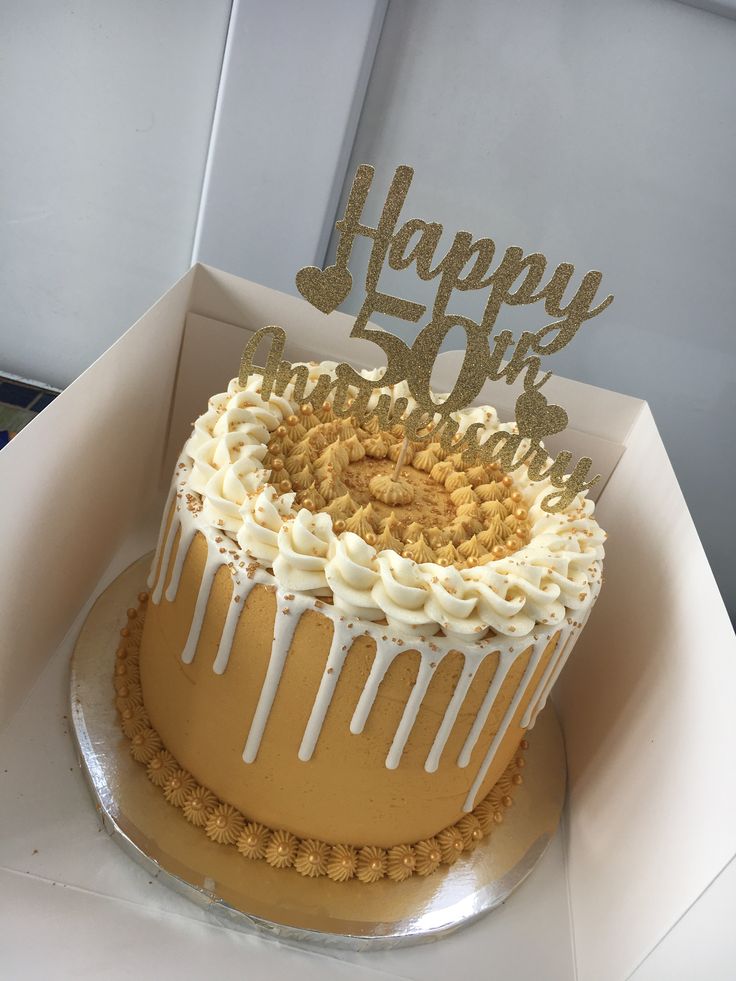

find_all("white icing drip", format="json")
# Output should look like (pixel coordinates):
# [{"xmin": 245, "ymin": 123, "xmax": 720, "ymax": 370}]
[
  {"xmin": 241, "ymin": 593, "xmax": 310, "ymax": 763},
  {"xmin": 526, "ymin": 602, "xmax": 596, "ymax": 729},
  {"xmin": 212, "ymin": 578, "xmax": 258, "ymax": 675},
  {"xmin": 180, "ymin": 541, "xmax": 221, "ymax": 665},
  {"xmin": 164, "ymin": 521, "xmax": 196, "ymax": 602},
  {"xmin": 462, "ymin": 636, "xmax": 553, "ymax": 812},
  {"xmin": 520, "ymin": 633, "xmax": 573, "ymax": 730},
  {"xmin": 297, "ymin": 619, "xmax": 355, "ymax": 762},
  {"xmin": 151, "ymin": 504, "xmax": 181, "ymax": 605},
  {"xmin": 457, "ymin": 650, "xmax": 516, "ymax": 767},
  {"xmin": 424, "ymin": 655, "xmax": 481, "ymax": 773},
  {"xmin": 147, "ymin": 480, "xmax": 177, "ymax": 589},
  {"xmin": 349, "ymin": 636, "xmax": 401, "ymax": 735},
  {"xmin": 385, "ymin": 656, "xmax": 438, "ymax": 769}
]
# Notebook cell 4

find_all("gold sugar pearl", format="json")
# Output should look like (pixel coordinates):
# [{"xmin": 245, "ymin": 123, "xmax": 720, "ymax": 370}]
[
  {"xmin": 511, "ymin": 492, "xmax": 523, "ymax": 503},
  {"xmin": 277, "ymin": 843, "xmax": 289, "ymax": 855},
  {"xmin": 271, "ymin": 459, "xmax": 284, "ymax": 472},
  {"xmin": 493, "ymin": 811, "xmax": 504, "ymax": 824},
  {"xmin": 507, "ymin": 537, "xmax": 520, "ymax": 551},
  {"xmin": 365, "ymin": 532, "xmax": 376, "ymax": 545},
  {"xmin": 150, "ymin": 758, "xmax": 162, "ymax": 770},
  {"xmin": 333, "ymin": 519, "xmax": 346, "ymax": 533},
  {"xmin": 309, "ymin": 853, "xmax": 319, "ymax": 864},
  {"xmin": 465, "ymin": 557, "xmax": 477, "ymax": 568},
  {"xmin": 137, "ymin": 591, "xmax": 149, "ymax": 603},
  {"xmin": 116, "ymin": 648, "xmax": 127, "ymax": 660},
  {"xmin": 118, "ymin": 685, "xmax": 129, "ymax": 697},
  {"xmin": 122, "ymin": 708, "xmax": 133, "ymax": 720},
  {"xmin": 303, "ymin": 499, "xmax": 315, "ymax": 511},
  {"xmin": 190, "ymin": 799, "xmax": 202, "ymax": 810},
  {"xmin": 115, "ymin": 663, "xmax": 127, "ymax": 676},
  {"xmin": 430, "ymin": 849, "xmax": 441, "ymax": 862},
  {"xmin": 502, "ymin": 476, "xmax": 513, "ymax": 487},
  {"xmin": 515, "ymin": 756, "xmax": 526, "ymax": 768},
  {"xmin": 520, "ymin": 738, "xmax": 529, "ymax": 750},
  {"xmin": 472, "ymin": 828, "xmax": 483, "ymax": 840},
  {"xmin": 279, "ymin": 479, "xmax": 292, "ymax": 493},
  {"xmin": 403, "ymin": 855, "xmax": 413, "ymax": 867},
  {"xmin": 454, "ymin": 839, "xmax": 463, "ymax": 851},
  {"xmin": 216, "ymin": 815, "xmax": 227, "ymax": 829},
  {"xmin": 246, "ymin": 834, "xmax": 257, "ymax": 846},
  {"xmin": 132, "ymin": 733, "xmax": 144, "ymax": 746},
  {"xmin": 322, "ymin": 402, "xmax": 331, "ymax": 412},
  {"xmin": 492, "ymin": 545, "xmax": 507, "ymax": 559},
  {"xmin": 286, "ymin": 415, "xmax": 299, "ymax": 427},
  {"xmin": 276, "ymin": 425, "xmax": 287, "ymax": 438},
  {"xmin": 371, "ymin": 859, "xmax": 382, "ymax": 871},
  {"xmin": 512, "ymin": 774, "xmax": 523, "ymax": 785},
  {"xmin": 300, "ymin": 404, "xmax": 314, "ymax": 416},
  {"xmin": 514, "ymin": 507, "xmax": 528, "ymax": 520},
  {"xmin": 502, "ymin": 795, "xmax": 513, "ymax": 808},
  {"xmin": 120, "ymin": 627, "xmax": 130, "ymax": 638},
  {"xmin": 126, "ymin": 608, "xmax": 137, "ymax": 619}
]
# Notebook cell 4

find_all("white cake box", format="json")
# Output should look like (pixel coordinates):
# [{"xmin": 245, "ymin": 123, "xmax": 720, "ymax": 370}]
[{"xmin": 1, "ymin": 264, "xmax": 734, "ymax": 980}]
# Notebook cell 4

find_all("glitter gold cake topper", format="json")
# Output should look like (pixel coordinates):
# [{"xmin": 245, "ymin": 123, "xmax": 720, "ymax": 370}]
[{"xmin": 239, "ymin": 165, "xmax": 613, "ymax": 512}]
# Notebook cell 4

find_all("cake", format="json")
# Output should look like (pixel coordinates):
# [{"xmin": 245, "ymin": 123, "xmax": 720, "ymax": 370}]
[{"xmin": 115, "ymin": 361, "xmax": 605, "ymax": 883}]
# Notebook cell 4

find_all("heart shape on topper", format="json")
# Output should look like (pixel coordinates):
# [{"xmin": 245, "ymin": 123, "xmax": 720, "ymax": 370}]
[
  {"xmin": 295, "ymin": 263, "xmax": 353, "ymax": 315},
  {"xmin": 515, "ymin": 389, "xmax": 569, "ymax": 443}
]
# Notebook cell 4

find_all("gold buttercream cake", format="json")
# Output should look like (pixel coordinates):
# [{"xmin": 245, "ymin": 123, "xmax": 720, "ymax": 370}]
[{"xmin": 115, "ymin": 362, "xmax": 605, "ymax": 884}]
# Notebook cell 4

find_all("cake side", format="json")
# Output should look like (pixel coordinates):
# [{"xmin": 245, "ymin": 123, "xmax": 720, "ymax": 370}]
[
  {"xmin": 140, "ymin": 526, "xmax": 566, "ymax": 845},
  {"xmin": 118, "ymin": 595, "xmax": 530, "ymax": 882}
]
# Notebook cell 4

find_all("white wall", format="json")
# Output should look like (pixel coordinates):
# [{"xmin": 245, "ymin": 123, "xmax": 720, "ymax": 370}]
[
  {"xmin": 0, "ymin": 0, "xmax": 231, "ymax": 387},
  {"xmin": 192, "ymin": 0, "xmax": 387, "ymax": 296},
  {"xmin": 328, "ymin": 0, "xmax": 736, "ymax": 618}
]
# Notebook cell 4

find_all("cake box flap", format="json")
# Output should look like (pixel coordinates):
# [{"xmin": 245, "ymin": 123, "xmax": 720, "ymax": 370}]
[
  {"xmin": 0, "ymin": 267, "xmax": 198, "ymax": 733},
  {"xmin": 556, "ymin": 403, "xmax": 736, "ymax": 980}
]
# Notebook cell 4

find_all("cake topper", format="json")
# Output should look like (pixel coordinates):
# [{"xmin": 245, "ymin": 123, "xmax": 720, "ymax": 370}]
[{"xmin": 239, "ymin": 165, "xmax": 613, "ymax": 512}]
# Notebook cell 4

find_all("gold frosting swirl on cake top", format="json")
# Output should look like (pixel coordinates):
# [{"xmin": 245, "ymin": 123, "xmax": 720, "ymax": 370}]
[{"xmin": 264, "ymin": 408, "xmax": 531, "ymax": 571}]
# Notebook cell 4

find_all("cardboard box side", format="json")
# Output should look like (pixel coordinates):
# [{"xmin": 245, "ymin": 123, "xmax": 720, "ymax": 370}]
[
  {"xmin": 189, "ymin": 263, "xmax": 378, "ymax": 368},
  {"xmin": 556, "ymin": 404, "xmax": 736, "ymax": 981},
  {"xmin": 0, "ymin": 269, "xmax": 196, "ymax": 733}
]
